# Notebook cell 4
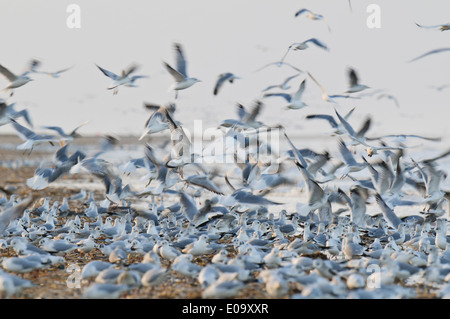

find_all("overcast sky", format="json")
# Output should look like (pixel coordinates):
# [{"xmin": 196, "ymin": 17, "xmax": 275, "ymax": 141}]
[{"xmin": 0, "ymin": 0, "xmax": 449, "ymax": 142}]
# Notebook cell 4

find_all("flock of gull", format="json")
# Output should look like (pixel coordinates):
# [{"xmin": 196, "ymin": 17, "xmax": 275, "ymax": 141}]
[{"xmin": 0, "ymin": 6, "xmax": 450, "ymax": 299}]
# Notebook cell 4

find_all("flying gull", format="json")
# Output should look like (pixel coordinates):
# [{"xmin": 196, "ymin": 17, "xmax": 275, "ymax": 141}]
[
  {"xmin": 213, "ymin": 72, "xmax": 240, "ymax": 95},
  {"xmin": 281, "ymin": 39, "xmax": 329, "ymax": 63},
  {"xmin": 263, "ymin": 79, "xmax": 307, "ymax": 110},
  {"xmin": 0, "ymin": 61, "xmax": 37, "ymax": 96},
  {"xmin": 294, "ymin": 9, "xmax": 331, "ymax": 32},
  {"xmin": 96, "ymin": 63, "xmax": 148, "ymax": 95},
  {"xmin": 163, "ymin": 43, "xmax": 201, "ymax": 98}
]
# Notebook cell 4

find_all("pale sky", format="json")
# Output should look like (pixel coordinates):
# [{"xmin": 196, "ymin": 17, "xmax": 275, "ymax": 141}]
[{"xmin": 0, "ymin": 0, "xmax": 449, "ymax": 142}]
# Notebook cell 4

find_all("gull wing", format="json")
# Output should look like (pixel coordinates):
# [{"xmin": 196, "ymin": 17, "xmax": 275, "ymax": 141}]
[
  {"xmin": 174, "ymin": 43, "xmax": 187, "ymax": 77},
  {"xmin": 338, "ymin": 138, "xmax": 357, "ymax": 166},
  {"xmin": 348, "ymin": 68, "xmax": 359, "ymax": 87},
  {"xmin": 305, "ymin": 114, "xmax": 338, "ymax": 129},
  {"xmin": 409, "ymin": 47, "xmax": 450, "ymax": 63},
  {"xmin": 293, "ymin": 79, "xmax": 306, "ymax": 100},
  {"xmin": 96, "ymin": 65, "xmax": 119, "ymax": 80},
  {"xmin": 179, "ymin": 192, "xmax": 199, "ymax": 223},
  {"xmin": 294, "ymin": 9, "xmax": 311, "ymax": 17},
  {"xmin": 186, "ymin": 175, "xmax": 224, "ymax": 195},
  {"xmin": 263, "ymin": 92, "xmax": 292, "ymax": 102},
  {"xmin": 305, "ymin": 38, "xmax": 329, "ymax": 51},
  {"xmin": 214, "ymin": 73, "xmax": 233, "ymax": 95},
  {"xmin": 335, "ymin": 108, "xmax": 356, "ymax": 137},
  {"xmin": 163, "ymin": 62, "xmax": 186, "ymax": 82},
  {"xmin": 0, "ymin": 64, "xmax": 18, "ymax": 81},
  {"xmin": 375, "ymin": 194, "xmax": 402, "ymax": 229}
]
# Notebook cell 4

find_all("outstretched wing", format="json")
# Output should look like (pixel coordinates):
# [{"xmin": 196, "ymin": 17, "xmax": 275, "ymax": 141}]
[
  {"xmin": 96, "ymin": 64, "xmax": 119, "ymax": 80},
  {"xmin": 174, "ymin": 43, "xmax": 187, "ymax": 77},
  {"xmin": 163, "ymin": 62, "xmax": 186, "ymax": 82},
  {"xmin": 0, "ymin": 64, "xmax": 17, "ymax": 81}
]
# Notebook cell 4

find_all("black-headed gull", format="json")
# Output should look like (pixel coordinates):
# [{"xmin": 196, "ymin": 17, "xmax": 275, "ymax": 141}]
[{"xmin": 163, "ymin": 43, "xmax": 200, "ymax": 98}]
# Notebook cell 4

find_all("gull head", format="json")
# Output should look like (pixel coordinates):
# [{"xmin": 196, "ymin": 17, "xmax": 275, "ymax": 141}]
[{"xmin": 366, "ymin": 147, "xmax": 374, "ymax": 157}]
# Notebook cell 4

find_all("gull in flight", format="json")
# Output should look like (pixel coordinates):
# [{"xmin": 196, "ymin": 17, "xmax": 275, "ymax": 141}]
[
  {"xmin": 96, "ymin": 63, "xmax": 148, "ymax": 95},
  {"xmin": 294, "ymin": 9, "xmax": 331, "ymax": 32},
  {"xmin": 9, "ymin": 118, "xmax": 61, "ymax": 153},
  {"xmin": 139, "ymin": 102, "xmax": 177, "ymax": 140},
  {"xmin": 0, "ymin": 60, "xmax": 39, "ymax": 96},
  {"xmin": 0, "ymin": 100, "xmax": 33, "ymax": 127},
  {"xmin": 163, "ymin": 43, "xmax": 200, "ymax": 99},
  {"xmin": 415, "ymin": 22, "xmax": 450, "ymax": 31},
  {"xmin": 263, "ymin": 79, "xmax": 307, "ymax": 110},
  {"xmin": 0, "ymin": 196, "xmax": 34, "ymax": 235},
  {"xmin": 213, "ymin": 72, "xmax": 240, "ymax": 95},
  {"xmin": 281, "ymin": 39, "xmax": 329, "ymax": 63},
  {"xmin": 377, "ymin": 93, "xmax": 400, "ymax": 108},
  {"xmin": 38, "ymin": 66, "xmax": 73, "ymax": 78},
  {"xmin": 305, "ymin": 107, "xmax": 356, "ymax": 135},
  {"xmin": 334, "ymin": 108, "xmax": 405, "ymax": 157},
  {"xmin": 262, "ymin": 73, "xmax": 301, "ymax": 92},
  {"xmin": 163, "ymin": 107, "xmax": 197, "ymax": 177},
  {"xmin": 345, "ymin": 68, "xmax": 370, "ymax": 94},
  {"xmin": 41, "ymin": 121, "xmax": 89, "ymax": 145}
]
